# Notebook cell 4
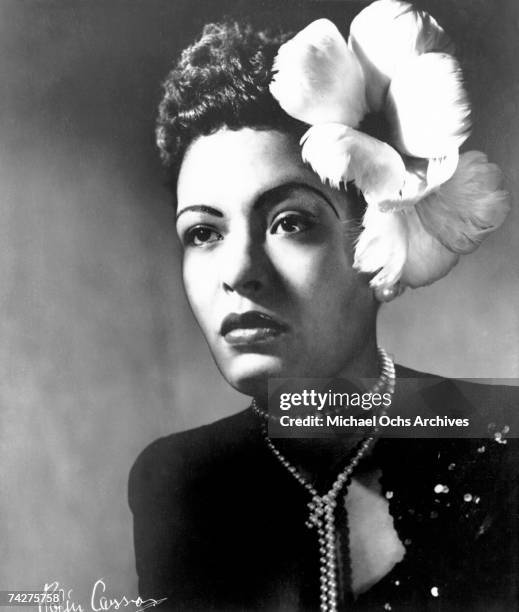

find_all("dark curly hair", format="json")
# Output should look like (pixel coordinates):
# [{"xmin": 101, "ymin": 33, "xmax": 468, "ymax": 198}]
[{"xmin": 156, "ymin": 21, "xmax": 307, "ymax": 189}]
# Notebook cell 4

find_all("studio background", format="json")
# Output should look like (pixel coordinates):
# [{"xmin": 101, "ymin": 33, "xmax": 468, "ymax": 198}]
[{"xmin": 2, "ymin": 0, "xmax": 518, "ymax": 600}]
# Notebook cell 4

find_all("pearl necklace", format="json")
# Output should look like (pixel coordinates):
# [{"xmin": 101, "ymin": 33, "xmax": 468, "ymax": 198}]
[{"xmin": 251, "ymin": 348, "xmax": 396, "ymax": 612}]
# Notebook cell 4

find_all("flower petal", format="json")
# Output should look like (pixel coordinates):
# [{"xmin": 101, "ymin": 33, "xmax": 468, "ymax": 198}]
[
  {"xmin": 300, "ymin": 123, "xmax": 405, "ymax": 205},
  {"xmin": 416, "ymin": 151, "xmax": 511, "ymax": 253},
  {"xmin": 349, "ymin": 0, "xmax": 451, "ymax": 111},
  {"xmin": 379, "ymin": 151, "xmax": 459, "ymax": 212},
  {"xmin": 353, "ymin": 204, "xmax": 408, "ymax": 288},
  {"xmin": 386, "ymin": 53, "xmax": 471, "ymax": 158},
  {"xmin": 426, "ymin": 152, "xmax": 459, "ymax": 190},
  {"xmin": 400, "ymin": 208, "xmax": 459, "ymax": 288},
  {"xmin": 269, "ymin": 19, "xmax": 367, "ymax": 127}
]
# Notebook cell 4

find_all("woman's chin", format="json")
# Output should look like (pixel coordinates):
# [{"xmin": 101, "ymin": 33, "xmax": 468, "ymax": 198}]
[{"xmin": 220, "ymin": 353, "xmax": 287, "ymax": 398}]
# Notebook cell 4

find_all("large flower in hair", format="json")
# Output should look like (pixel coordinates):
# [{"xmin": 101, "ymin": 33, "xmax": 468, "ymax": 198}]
[{"xmin": 269, "ymin": 0, "xmax": 510, "ymax": 289}]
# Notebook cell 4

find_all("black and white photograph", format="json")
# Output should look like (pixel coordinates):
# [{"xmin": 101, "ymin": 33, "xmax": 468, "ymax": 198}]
[{"xmin": 2, "ymin": 1, "xmax": 519, "ymax": 610}]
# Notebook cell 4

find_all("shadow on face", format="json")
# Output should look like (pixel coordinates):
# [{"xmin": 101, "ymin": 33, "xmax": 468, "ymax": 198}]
[{"xmin": 176, "ymin": 127, "xmax": 379, "ymax": 397}]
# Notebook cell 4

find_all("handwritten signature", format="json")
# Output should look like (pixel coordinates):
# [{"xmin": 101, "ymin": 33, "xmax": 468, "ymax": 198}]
[{"xmin": 38, "ymin": 580, "xmax": 167, "ymax": 612}]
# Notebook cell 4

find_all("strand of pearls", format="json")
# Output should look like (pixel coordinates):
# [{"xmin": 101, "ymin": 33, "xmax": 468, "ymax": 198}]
[{"xmin": 252, "ymin": 348, "xmax": 395, "ymax": 612}]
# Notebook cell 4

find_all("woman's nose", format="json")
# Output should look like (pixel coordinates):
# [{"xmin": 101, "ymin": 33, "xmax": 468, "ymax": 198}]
[{"xmin": 220, "ymin": 234, "xmax": 269, "ymax": 297}]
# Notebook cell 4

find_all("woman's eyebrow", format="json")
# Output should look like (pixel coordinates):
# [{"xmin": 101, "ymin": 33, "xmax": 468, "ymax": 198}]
[
  {"xmin": 176, "ymin": 204, "xmax": 223, "ymax": 221},
  {"xmin": 176, "ymin": 183, "xmax": 339, "ymax": 221},
  {"xmin": 255, "ymin": 181, "xmax": 339, "ymax": 218}
]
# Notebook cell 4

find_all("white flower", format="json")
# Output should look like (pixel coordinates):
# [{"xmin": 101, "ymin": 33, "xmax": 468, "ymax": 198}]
[
  {"xmin": 353, "ymin": 203, "xmax": 408, "ymax": 288},
  {"xmin": 380, "ymin": 153, "xmax": 459, "ymax": 212},
  {"xmin": 386, "ymin": 53, "xmax": 470, "ymax": 158},
  {"xmin": 268, "ymin": 1, "xmax": 510, "ymax": 290},
  {"xmin": 353, "ymin": 151, "xmax": 510, "ymax": 289},
  {"xmin": 269, "ymin": 19, "xmax": 367, "ymax": 127},
  {"xmin": 400, "ymin": 207, "xmax": 459, "ymax": 288},
  {"xmin": 348, "ymin": 0, "xmax": 450, "ymax": 111},
  {"xmin": 300, "ymin": 123, "xmax": 405, "ymax": 204},
  {"xmin": 416, "ymin": 151, "xmax": 511, "ymax": 253}
]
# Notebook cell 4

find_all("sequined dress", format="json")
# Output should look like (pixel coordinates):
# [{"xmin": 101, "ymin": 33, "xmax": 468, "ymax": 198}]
[{"xmin": 128, "ymin": 368, "xmax": 519, "ymax": 611}]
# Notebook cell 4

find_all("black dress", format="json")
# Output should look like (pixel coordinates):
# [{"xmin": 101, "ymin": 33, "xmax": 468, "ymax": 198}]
[{"xmin": 128, "ymin": 366, "xmax": 519, "ymax": 611}]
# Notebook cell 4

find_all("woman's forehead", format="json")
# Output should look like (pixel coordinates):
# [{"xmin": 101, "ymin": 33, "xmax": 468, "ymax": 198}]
[
  {"xmin": 178, "ymin": 128, "xmax": 312, "ymax": 206},
  {"xmin": 176, "ymin": 127, "xmax": 348, "ymax": 217}
]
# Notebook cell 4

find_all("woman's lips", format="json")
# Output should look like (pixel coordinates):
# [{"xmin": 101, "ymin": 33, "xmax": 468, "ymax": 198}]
[
  {"xmin": 224, "ymin": 326, "xmax": 285, "ymax": 345},
  {"xmin": 220, "ymin": 311, "xmax": 288, "ymax": 346}
]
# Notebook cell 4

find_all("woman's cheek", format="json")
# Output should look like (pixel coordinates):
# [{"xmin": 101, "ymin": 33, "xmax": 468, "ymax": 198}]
[
  {"xmin": 183, "ymin": 254, "xmax": 216, "ymax": 310},
  {"xmin": 274, "ymin": 242, "xmax": 344, "ymax": 291}
]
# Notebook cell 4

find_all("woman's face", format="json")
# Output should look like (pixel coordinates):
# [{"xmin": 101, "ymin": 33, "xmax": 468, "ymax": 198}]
[{"xmin": 176, "ymin": 128, "xmax": 378, "ymax": 397}]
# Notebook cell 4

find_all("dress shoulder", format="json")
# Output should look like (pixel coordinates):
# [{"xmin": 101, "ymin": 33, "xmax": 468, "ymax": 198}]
[{"xmin": 128, "ymin": 407, "xmax": 257, "ymax": 511}]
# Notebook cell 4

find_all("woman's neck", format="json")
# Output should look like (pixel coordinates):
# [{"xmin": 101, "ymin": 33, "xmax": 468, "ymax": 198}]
[
  {"xmin": 334, "ymin": 332, "xmax": 381, "ymax": 382},
  {"xmin": 259, "ymin": 333, "xmax": 384, "ymax": 487}
]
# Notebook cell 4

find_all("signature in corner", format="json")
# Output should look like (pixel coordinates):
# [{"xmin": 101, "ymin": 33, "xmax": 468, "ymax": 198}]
[
  {"xmin": 91, "ymin": 579, "xmax": 168, "ymax": 612},
  {"xmin": 40, "ymin": 579, "xmax": 168, "ymax": 612}
]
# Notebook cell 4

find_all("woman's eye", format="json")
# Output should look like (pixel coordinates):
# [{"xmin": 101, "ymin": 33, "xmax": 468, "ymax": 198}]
[
  {"xmin": 271, "ymin": 214, "xmax": 312, "ymax": 235},
  {"xmin": 185, "ymin": 226, "xmax": 222, "ymax": 247}
]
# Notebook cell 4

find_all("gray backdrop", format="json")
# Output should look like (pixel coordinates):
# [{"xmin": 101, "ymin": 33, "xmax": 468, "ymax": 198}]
[{"xmin": 1, "ymin": 0, "xmax": 518, "ymax": 602}]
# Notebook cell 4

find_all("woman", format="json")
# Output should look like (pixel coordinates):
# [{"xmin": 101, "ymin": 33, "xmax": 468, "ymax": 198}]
[{"xmin": 129, "ymin": 2, "xmax": 518, "ymax": 610}]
